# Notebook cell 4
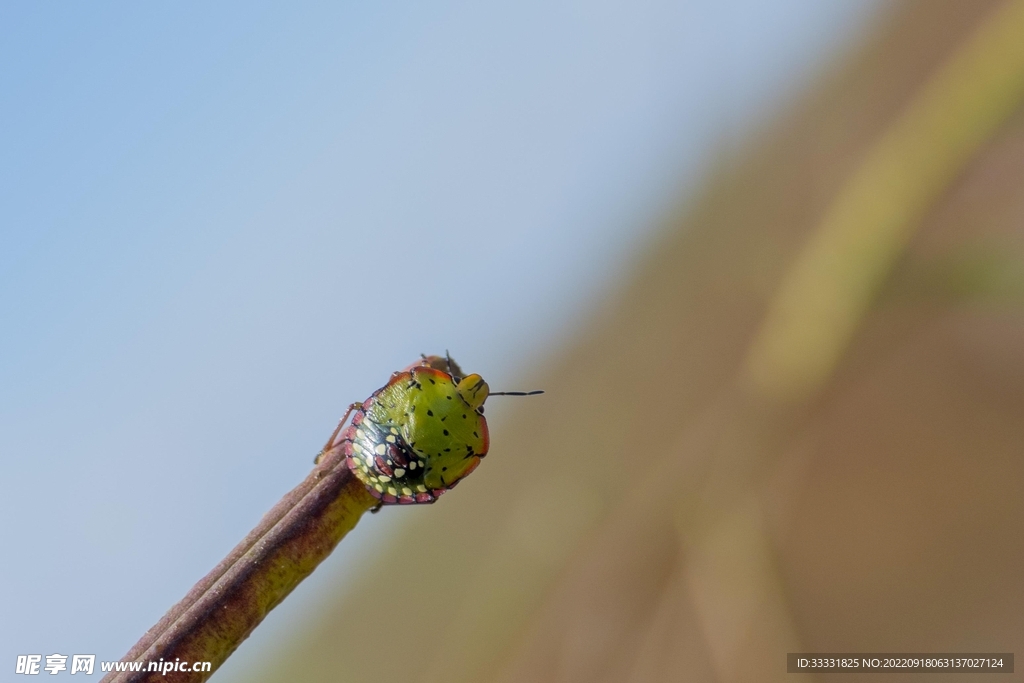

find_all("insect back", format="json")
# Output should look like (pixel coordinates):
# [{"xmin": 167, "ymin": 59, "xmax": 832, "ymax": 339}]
[{"xmin": 343, "ymin": 364, "xmax": 489, "ymax": 504}]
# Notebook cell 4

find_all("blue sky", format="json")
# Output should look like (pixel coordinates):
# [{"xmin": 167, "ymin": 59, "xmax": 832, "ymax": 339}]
[{"xmin": 0, "ymin": 1, "xmax": 879, "ymax": 678}]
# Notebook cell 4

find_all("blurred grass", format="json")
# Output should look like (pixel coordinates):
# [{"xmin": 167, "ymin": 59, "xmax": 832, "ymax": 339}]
[
  {"xmin": 890, "ymin": 244, "xmax": 1024, "ymax": 304},
  {"xmin": 745, "ymin": 0, "xmax": 1024, "ymax": 403},
  {"xmin": 231, "ymin": 1, "xmax": 1024, "ymax": 682}
]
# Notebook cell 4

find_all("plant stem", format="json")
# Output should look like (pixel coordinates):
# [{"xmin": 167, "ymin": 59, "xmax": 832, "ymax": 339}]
[{"xmin": 99, "ymin": 439, "xmax": 377, "ymax": 683}]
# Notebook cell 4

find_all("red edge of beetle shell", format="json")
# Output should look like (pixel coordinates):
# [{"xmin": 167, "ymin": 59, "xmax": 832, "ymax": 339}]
[{"xmin": 478, "ymin": 416, "xmax": 490, "ymax": 458}]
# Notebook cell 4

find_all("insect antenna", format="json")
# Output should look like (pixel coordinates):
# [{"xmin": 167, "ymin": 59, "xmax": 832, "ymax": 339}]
[
  {"xmin": 488, "ymin": 390, "xmax": 545, "ymax": 396},
  {"xmin": 444, "ymin": 349, "xmax": 462, "ymax": 382}
]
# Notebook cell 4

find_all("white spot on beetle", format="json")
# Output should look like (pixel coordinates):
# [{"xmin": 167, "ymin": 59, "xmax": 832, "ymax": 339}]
[
  {"xmin": 394, "ymin": 468, "xmax": 406, "ymax": 477},
  {"xmin": 374, "ymin": 444, "xmax": 387, "ymax": 455}
]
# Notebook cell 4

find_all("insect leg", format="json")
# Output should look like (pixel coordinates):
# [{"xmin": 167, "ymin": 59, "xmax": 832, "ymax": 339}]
[{"xmin": 314, "ymin": 402, "xmax": 363, "ymax": 464}]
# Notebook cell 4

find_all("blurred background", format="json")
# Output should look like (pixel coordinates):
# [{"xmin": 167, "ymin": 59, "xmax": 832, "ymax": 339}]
[{"xmin": 4, "ymin": 1, "xmax": 1023, "ymax": 681}]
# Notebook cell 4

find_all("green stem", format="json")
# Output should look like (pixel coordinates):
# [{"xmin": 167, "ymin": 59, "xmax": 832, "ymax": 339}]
[{"xmin": 99, "ymin": 440, "xmax": 377, "ymax": 683}]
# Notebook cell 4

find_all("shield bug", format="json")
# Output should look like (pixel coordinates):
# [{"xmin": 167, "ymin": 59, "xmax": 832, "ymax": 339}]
[{"xmin": 318, "ymin": 355, "xmax": 542, "ymax": 506}]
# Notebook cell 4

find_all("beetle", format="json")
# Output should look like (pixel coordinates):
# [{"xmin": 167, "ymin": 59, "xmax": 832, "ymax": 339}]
[{"xmin": 318, "ymin": 355, "xmax": 541, "ymax": 506}]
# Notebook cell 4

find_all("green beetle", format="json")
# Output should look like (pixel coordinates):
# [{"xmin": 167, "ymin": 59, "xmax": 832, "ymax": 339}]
[{"xmin": 321, "ymin": 355, "xmax": 541, "ymax": 505}]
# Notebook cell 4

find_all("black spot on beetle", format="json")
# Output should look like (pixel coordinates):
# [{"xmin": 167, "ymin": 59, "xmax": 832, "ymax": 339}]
[
  {"xmin": 441, "ymin": 416, "xmax": 446, "ymax": 422},
  {"xmin": 446, "ymin": 395, "xmax": 452, "ymax": 400},
  {"xmin": 429, "ymin": 378, "xmax": 436, "ymax": 384},
  {"xmin": 462, "ymin": 414, "xmax": 467, "ymax": 419},
  {"xmin": 444, "ymin": 448, "xmax": 450, "ymax": 452},
  {"xmin": 427, "ymin": 409, "xmax": 433, "ymax": 416},
  {"xmin": 473, "ymin": 431, "xmax": 479, "ymax": 438},
  {"xmin": 443, "ymin": 429, "xmax": 449, "ymax": 436},
  {"xmin": 442, "ymin": 466, "xmax": 447, "ymax": 471}
]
